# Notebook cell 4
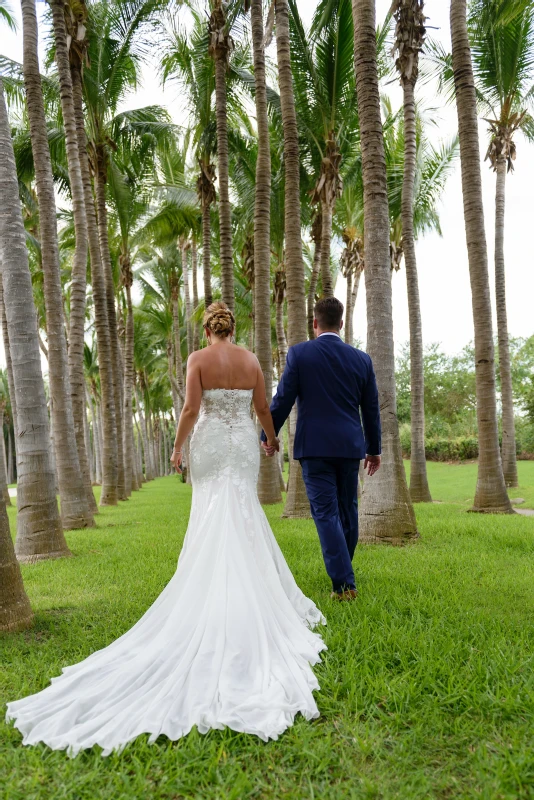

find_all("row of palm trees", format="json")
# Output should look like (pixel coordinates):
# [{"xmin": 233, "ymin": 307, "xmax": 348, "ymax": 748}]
[{"xmin": 1, "ymin": 0, "xmax": 532, "ymax": 632}]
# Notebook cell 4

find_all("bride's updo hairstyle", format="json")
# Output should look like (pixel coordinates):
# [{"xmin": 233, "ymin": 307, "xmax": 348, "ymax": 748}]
[{"xmin": 203, "ymin": 301, "xmax": 235, "ymax": 338}]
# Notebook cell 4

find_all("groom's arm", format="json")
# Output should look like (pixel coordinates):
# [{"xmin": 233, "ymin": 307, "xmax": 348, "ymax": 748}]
[
  {"xmin": 261, "ymin": 346, "xmax": 300, "ymax": 442},
  {"xmin": 360, "ymin": 355, "xmax": 381, "ymax": 456}
]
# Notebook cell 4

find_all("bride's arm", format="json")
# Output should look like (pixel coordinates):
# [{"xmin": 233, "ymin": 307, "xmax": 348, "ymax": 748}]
[
  {"xmin": 172, "ymin": 353, "xmax": 202, "ymax": 468},
  {"xmin": 253, "ymin": 363, "xmax": 279, "ymax": 451}
]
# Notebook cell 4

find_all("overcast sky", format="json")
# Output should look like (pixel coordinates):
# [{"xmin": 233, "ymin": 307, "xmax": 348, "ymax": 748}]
[{"xmin": 2, "ymin": 0, "xmax": 533, "ymax": 361}]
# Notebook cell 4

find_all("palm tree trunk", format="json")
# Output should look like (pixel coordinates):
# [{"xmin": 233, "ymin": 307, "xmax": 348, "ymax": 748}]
[
  {"xmin": 83, "ymin": 401, "xmax": 94, "ymax": 485},
  {"xmin": 276, "ymin": 0, "xmax": 310, "ymax": 518},
  {"xmin": 149, "ymin": 411, "xmax": 158, "ymax": 478},
  {"xmin": 134, "ymin": 423, "xmax": 144, "ymax": 484},
  {"xmin": 21, "ymin": 0, "xmax": 93, "ymax": 530},
  {"xmin": 192, "ymin": 239, "xmax": 200, "ymax": 351},
  {"xmin": 131, "ymin": 429, "xmax": 139, "ymax": 490},
  {"xmin": 0, "ymin": 496, "xmax": 33, "ymax": 632},
  {"xmin": 0, "ymin": 410, "xmax": 11, "ymax": 506},
  {"xmin": 158, "ymin": 418, "xmax": 164, "ymax": 477},
  {"xmin": 163, "ymin": 423, "xmax": 169, "ymax": 475},
  {"xmin": 135, "ymin": 386, "xmax": 152, "ymax": 481},
  {"xmin": 275, "ymin": 279, "xmax": 289, "ymax": 496},
  {"xmin": 307, "ymin": 219, "xmax": 322, "ymax": 340},
  {"xmin": 275, "ymin": 290, "xmax": 288, "ymax": 373},
  {"xmin": 71, "ymin": 66, "xmax": 118, "ymax": 506},
  {"xmin": 94, "ymin": 168, "xmax": 126, "ymax": 501},
  {"xmin": 172, "ymin": 297, "xmax": 185, "ymax": 399},
  {"xmin": 8, "ymin": 426, "xmax": 15, "ymax": 486},
  {"xmin": 168, "ymin": 345, "xmax": 182, "ymax": 423},
  {"xmin": 50, "ymin": 0, "xmax": 97, "ymax": 515},
  {"xmin": 138, "ymin": 437, "xmax": 144, "ymax": 485},
  {"xmin": 0, "ymin": 78, "xmax": 69, "ymax": 561},
  {"xmin": 319, "ymin": 201, "xmax": 334, "ymax": 297},
  {"xmin": 122, "ymin": 281, "xmax": 135, "ymax": 497},
  {"xmin": 401, "ymin": 81, "xmax": 432, "ymax": 502},
  {"xmin": 88, "ymin": 389, "xmax": 102, "ymax": 485},
  {"xmin": 200, "ymin": 176, "xmax": 214, "ymax": 308},
  {"xmin": 252, "ymin": 0, "xmax": 282, "ymax": 505},
  {"xmin": 450, "ymin": 0, "xmax": 512, "ymax": 512},
  {"xmin": 0, "ymin": 273, "xmax": 17, "ymax": 437},
  {"xmin": 210, "ymin": 4, "xmax": 234, "ymax": 312},
  {"xmin": 344, "ymin": 268, "xmax": 353, "ymax": 344},
  {"xmin": 348, "ymin": 268, "xmax": 362, "ymax": 344},
  {"xmin": 494, "ymin": 158, "xmax": 518, "ymax": 487},
  {"xmin": 181, "ymin": 243, "xmax": 193, "ymax": 357},
  {"xmin": 352, "ymin": 0, "xmax": 418, "ymax": 543}
]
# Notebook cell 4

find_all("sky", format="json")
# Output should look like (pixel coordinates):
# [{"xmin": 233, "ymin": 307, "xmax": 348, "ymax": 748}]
[{"xmin": 1, "ymin": 0, "xmax": 533, "ymax": 361}]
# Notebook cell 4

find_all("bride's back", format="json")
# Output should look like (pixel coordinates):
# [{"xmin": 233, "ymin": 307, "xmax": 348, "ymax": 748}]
[
  {"xmin": 196, "ymin": 341, "xmax": 258, "ymax": 391},
  {"xmin": 195, "ymin": 302, "xmax": 258, "ymax": 391}
]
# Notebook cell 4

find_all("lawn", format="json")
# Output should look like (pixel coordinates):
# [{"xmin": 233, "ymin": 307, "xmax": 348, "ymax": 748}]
[{"xmin": 1, "ymin": 464, "xmax": 534, "ymax": 800}]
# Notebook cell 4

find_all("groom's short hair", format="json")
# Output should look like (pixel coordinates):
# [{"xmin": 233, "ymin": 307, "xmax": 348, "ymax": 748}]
[{"xmin": 314, "ymin": 297, "xmax": 344, "ymax": 330}]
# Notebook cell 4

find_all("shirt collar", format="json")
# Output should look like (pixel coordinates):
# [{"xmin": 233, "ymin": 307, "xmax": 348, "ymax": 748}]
[{"xmin": 318, "ymin": 331, "xmax": 341, "ymax": 338}]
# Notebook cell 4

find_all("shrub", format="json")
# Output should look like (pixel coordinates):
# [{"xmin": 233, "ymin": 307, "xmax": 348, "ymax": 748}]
[{"xmin": 401, "ymin": 428, "xmax": 478, "ymax": 462}]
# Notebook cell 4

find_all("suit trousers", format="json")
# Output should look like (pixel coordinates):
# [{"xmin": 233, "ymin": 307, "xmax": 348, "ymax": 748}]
[{"xmin": 300, "ymin": 457, "xmax": 360, "ymax": 593}]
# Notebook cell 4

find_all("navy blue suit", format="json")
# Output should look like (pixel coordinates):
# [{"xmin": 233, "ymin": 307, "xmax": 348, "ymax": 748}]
[{"xmin": 263, "ymin": 334, "xmax": 381, "ymax": 593}]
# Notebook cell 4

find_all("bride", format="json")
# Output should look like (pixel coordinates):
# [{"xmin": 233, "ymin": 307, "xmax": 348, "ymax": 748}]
[{"xmin": 6, "ymin": 302, "xmax": 326, "ymax": 756}]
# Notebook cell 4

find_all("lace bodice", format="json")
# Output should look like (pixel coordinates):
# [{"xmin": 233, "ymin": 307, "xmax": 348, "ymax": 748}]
[
  {"xmin": 190, "ymin": 389, "xmax": 258, "ymax": 488},
  {"xmin": 198, "ymin": 388, "xmax": 254, "ymax": 425}
]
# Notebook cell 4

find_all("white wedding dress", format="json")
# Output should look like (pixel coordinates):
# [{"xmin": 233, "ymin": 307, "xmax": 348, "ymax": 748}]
[{"xmin": 6, "ymin": 389, "xmax": 326, "ymax": 756}]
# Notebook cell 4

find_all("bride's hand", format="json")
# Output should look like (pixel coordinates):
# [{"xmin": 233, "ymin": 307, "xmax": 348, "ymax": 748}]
[
  {"xmin": 171, "ymin": 448, "xmax": 183, "ymax": 473},
  {"xmin": 267, "ymin": 437, "xmax": 280, "ymax": 454}
]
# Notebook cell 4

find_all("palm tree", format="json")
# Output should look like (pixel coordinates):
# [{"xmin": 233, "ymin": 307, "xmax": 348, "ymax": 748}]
[
  {"xmin": 137, "ymin": 248, "xmax": 185, "ymax": 425},
  {"xmin": 209, "ymin": 0, "xmax": 235, "ymax": 312},
  {"xmin": 161, "ymin": 11, "xmax": 217, "ymax": 308},
  {"xmin": 450, "ymin": 0, "xmax": 512, "ymax": 512},
  {"xmin": 106, "ymin": 107, "xmax": 172, "ymax": 496},
  {"xmin": 249, "ymin": 0, "xmax": 281, "ymax": 504},
  {"xmin": 352, "ymin": 0, "xmax": 418, "ymax": 543},
  {"xmin": 0, "ymin": 495, "xmax": 33, "ymax": 632},
  {"xmin": 0, "ymin": 276, "xmax": 17, "ymax": 457},
  {"xmin": 65, "ymin": 0, "xmax": 118, "ymax": 507},
  {"xmin": 21, "ymin": 0, "xmax": 93, "ymax": 529},
  {"xmin": 82, "ymin": 0, "xmax": 171, "ymax": 502},
  {"xmin": 275, "ymin": 0, "xmax": 310, "ymax": 518},
  {"xmin": 121, "ymin": 252, "xmax": 136, "ymax": 497},
  {"xmin": 390, "ymin": 0, "xmax": 431, "ymax": 502},
  {"xmin": 0, "ymin": 78, "xmax": 69, "ymax": 561},
  {"xmin": 307, "ymin": 211, "xmax": 322, "ymax": 339},
  {"xmin": 50, "ymin": 0, "xmax": 98, "ymax": 515},
  {"xmin": 468, "ymin": 0, "xmax": 534, "ymax": 487},
  {"xmin": 384, "ymin": 105, "xmax": 458, "ymax": 499},
  {"xmin": 290, "ymin": 0, "xmax": 357, "ymax": 298},
  {"xmin": 0, "ymin": 371, "xmax": 12, "ymax": 506}
]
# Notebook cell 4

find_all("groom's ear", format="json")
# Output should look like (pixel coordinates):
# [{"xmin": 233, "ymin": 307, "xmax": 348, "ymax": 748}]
[
  {"xmin": 340, "ymin": 319, "xmax": 344, "ymax": 331},
  {"xmin": 313, "ymin": 318, "xmax": 318, "ymax": 330}
]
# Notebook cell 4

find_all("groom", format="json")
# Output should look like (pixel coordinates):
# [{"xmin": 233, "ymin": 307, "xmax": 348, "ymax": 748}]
[{"xmin": 262, "ymin": 297, "xmax": 381, "ymax": 601}]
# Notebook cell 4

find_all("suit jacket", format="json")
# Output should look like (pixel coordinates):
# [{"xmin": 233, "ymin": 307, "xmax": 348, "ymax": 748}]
[{"xmin": 263, "ymin": 334, "xmax": 381, "ymax": 460}]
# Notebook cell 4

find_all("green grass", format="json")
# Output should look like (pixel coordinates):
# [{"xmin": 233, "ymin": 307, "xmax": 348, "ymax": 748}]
[
  {"xmin": 404, "ymin": 460, "xmax": 534, "ymax": 509},
  {"xmin": 1, "ymin": 466, "xmax": 534, "ymax": 799}
]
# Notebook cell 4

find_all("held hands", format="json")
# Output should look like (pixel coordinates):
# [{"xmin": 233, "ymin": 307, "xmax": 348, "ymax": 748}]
[
  {"xmin": 261, "ymin": 438, "xmax": 280, "ymax": 458},
  {"xmin": 364, "ymin": 454, "xmax": 381, "ymax": 477}
]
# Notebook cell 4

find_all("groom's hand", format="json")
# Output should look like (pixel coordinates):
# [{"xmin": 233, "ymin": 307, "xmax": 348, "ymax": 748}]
[{"xmin": 364, "ymin": 454, "xmax": 381, "ymax": 476}]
